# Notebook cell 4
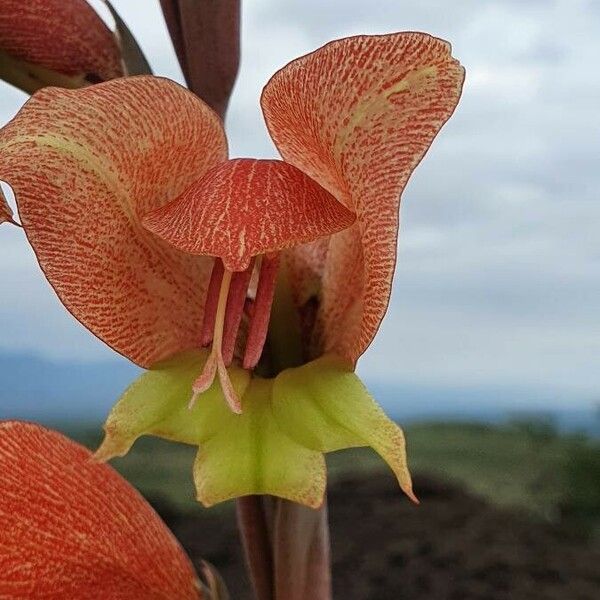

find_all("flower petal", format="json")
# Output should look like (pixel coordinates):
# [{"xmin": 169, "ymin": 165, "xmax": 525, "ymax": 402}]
[
  {"xmin": 97, "ymin": 351, "xmax": 414, "ymax": 508},
  {"xmin": 96, "ymin": 350, "xmax": 326, "ymax": 508},
  {"xmin": 272, "ymin": 354, "xmax": 417, "ymax": 503},
  {"xmin": 95, "ymin": 350, "xmax": 251, "ymax": 458},
  {"xmin": 0, "ymin": 0, "xmax": 123, "ymax": 93},
  {"xmin": 0, "ymin": 187, "xmax": 15, "ymax": 225},
  {"xmin": 0, "ymin": 421, "xmax": 201, "ymax": 598},
  {"xmin": 0, "ymin": 76, "xmax": 228, "ymax": 367},
  {"xmin": 261, "ymin": 33, "xmax": 465, "ymax": 363},
  {"xmin": 143, "ymin": 158, "xmax": 355, "ymax": 272},
  {"xmin": 193, "ymin": 376, "xmax": 326, "ymax": 508}
]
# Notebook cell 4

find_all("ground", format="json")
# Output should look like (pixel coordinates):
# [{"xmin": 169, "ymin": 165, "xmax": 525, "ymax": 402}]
[
  {"xmin": 156, "ymin": 471, "xmax": 600, "ymax": 600},
  {"xmin": 71, "ymin": 421, "xmax": 600, "ymax": 599}
]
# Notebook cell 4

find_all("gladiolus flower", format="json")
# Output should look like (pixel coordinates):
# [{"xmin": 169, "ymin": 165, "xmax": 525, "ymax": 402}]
[
  {"xmin": 0, "ymin": 0, "xmax": 123, "ymax": 94},
  {"xmin": 0, "ymin": 32, "xmax": 464, "ymax": 508},
  {"xmin": 0, "ymin": 421, "xmax": 216, "ymax": 598}
]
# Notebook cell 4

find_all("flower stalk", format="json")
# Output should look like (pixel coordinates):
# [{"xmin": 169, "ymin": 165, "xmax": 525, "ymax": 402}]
[{"xmin": 236, "ymin": 268, "xmax": 333, "ymax": 599}]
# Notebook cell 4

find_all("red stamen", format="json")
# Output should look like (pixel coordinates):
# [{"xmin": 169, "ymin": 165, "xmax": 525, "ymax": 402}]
[
  {"xmin": 243, "ymin": 254, "xmax": 280, "ymax": 369},
  {"xmin": 191, "ymin": 254, "xmax": 279, "ymax": 413},
  {"xmin": 200, "ymin": 259, "xmax": 224, "ymax": 346},
  {"xmin": 191, "ymin": 269, "xmax": 242, "ymax": 413},
  {"xmin": 222, "ymin": 259, "xmax": 255, "ymax": 366}
]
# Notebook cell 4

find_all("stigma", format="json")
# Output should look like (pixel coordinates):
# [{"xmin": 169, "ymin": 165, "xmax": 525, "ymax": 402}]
[{"xmin": 190, "ymin": 254, "xmax": 279, "ymax": 413}]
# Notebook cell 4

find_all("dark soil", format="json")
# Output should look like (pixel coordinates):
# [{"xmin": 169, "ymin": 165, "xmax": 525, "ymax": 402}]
[{"xmin": 153, "ymin": 471, "xmax": 600, "ymax": 600}]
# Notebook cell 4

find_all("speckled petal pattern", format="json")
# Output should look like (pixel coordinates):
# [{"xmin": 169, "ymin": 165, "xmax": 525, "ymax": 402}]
[
  {"xmin": 0, "ymin": 76, "xmax": 228, "ymax": 367},
  {"xmin": 262, "ymin": 32, "xmax": 464, "ymax": 363},
  {"xmin": 0, "ymin": 0, "xmax": 123, "ymax": 84},
  {"xmin": 144, "ymin": 158, "xmax": 355, "ymax": 272},
  {"xmin": 0, "ymin": 421, "xmax": 201, "ymax": 599}
]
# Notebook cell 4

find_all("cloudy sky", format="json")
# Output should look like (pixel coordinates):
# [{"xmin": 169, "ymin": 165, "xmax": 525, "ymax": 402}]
[{"xmin": 1, "ymin": 0, "xmax": 599, "ymax": 410}]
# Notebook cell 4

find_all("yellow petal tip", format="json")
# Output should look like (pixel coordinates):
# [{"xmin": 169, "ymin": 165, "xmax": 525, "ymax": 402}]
[{"xmin": 93, "ymin": 430, "xmax": 134, "ymax": 463}]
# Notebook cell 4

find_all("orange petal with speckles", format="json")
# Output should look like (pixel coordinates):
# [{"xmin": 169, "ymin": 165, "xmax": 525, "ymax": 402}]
[
  {"xmin": 0, "ymin": 188, "xmax": 14, "ymax": 225},
  {"xmin": 261, "ymin": 32, "xmax": 464, "ymax": 363},
  {"xmin": 0, "ymin": 76, "xmax": 228, "ymax": 367},
  {"xmin": 143, "ymin": 158, "xmax": 355, "ymax": 272},
  {"xmin": 0, "ymin": 421, "xmax": 202, "ymax": 599},
  {"xmin": 0, "ymin": 0, "xmax": 123, "ymax": 93}
]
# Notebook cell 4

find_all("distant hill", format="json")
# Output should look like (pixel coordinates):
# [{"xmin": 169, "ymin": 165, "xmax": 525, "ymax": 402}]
[{"xmin": 0, "ymin": 351, "xmax": 140, "ymax": 423}]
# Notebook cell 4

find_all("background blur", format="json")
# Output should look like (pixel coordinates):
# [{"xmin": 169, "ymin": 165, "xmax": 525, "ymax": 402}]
[{"xmin": 1, "ymin": 0, "xmax": 599, "ymax": 430}]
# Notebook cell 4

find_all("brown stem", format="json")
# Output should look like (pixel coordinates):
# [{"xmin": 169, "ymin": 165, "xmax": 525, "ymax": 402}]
[
  {"xmin": 237, "ymin": 496, "xmax": 332, "ymax": 600},
  {"xmin": 159, "ymin": 0, "xmax": 241, "ymax": 120},
  {"xmin": 236, "ymin": 264, "xmax": 332, "ymax": 600},
  {"xmin": 272, "ymin": 499, "xmax": 331, "ymax": 600},
  {"xmin": 236, "ymin": 496, "xmax": 274, "ymax": 600}
]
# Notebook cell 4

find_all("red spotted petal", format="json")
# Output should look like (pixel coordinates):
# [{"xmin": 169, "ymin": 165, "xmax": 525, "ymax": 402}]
[
  {"xmin": 143, "ymin": 158, "xmax": 355, "ymax": 272},
  {"xmin": 0, "ymin": 76, "xmax": 228, "ymax": 367},
  {"xmin": 0, "ymin": 0, "xmax": 123, "ymax": 91},
  {"xmin": 261, "ymin": 33, "xmax": 464, "ymax": 363},
  {"xmin": 0, "ymin": 421, "xmax": 201, "ymax": 599},
  {"xmin": 0, "ymin": 187, "xmax": 14, "ymax": 225}
]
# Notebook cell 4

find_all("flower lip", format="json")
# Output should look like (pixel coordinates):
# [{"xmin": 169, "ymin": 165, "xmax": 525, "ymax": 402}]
[{"xmin": 142, "ymin": 158, "xmax": 356, "ymax": 272}]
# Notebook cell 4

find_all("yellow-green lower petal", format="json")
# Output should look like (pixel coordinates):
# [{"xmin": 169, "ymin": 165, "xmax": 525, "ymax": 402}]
[
  {"xmin": 272, "ymin": 355, "xmax": 417, "ymax": 503},
  {"xmin": 193, "ymin": 377, "xmax": 325, "ymax": 507},
  {"xmin": 96, "ymin": 351, "xmax": 415, "ymax": 508}
]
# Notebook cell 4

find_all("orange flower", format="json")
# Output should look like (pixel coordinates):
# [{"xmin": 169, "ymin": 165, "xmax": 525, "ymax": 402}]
[
  {"xmin": 0, "ymin": 33, "xmax": 464, "ymax": 506},
  {"xmin": 0, "ymin": 32, "xmax": 463, "ymax": 406},
  {"xmin": 0, "ymin": 421, "xmax": 207, "ymax": 598},
  {"xmin": 0, "ymin": 0, "xmax": 123, "ymax": 93}
]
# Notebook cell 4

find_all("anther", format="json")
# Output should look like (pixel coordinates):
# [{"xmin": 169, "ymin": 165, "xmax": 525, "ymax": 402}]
[
  {"xmin": 192, "ymin": 255, "xmax": 279, "ymax": 413},
  {"xmin": 191, "ymin": 269, "xmax": 243, "ymax": 414}
]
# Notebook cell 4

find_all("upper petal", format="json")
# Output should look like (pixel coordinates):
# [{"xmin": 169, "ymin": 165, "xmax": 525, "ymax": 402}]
[
  {"xmin": 0, "ymin": 76, "xmax": 228, "ymax": 367},
  {"xmin": 261, "ymin": 32, "xmax": 464, "ymax": 363},
  {"xmin": 0, "ymin": 421, "xmax": 201, "ymax": 599},
  {"xmin": 143, "ymin": 158, "xmax": 355, "ymax": 272},
  {"xmin": 0, "ymin": 0, "xmax": 123, "ymax": 93}
]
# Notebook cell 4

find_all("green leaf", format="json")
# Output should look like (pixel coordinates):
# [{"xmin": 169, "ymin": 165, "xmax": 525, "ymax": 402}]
[{"xmin": 103, "ymin": 1, "xmax": 153, "ymax": 76}]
